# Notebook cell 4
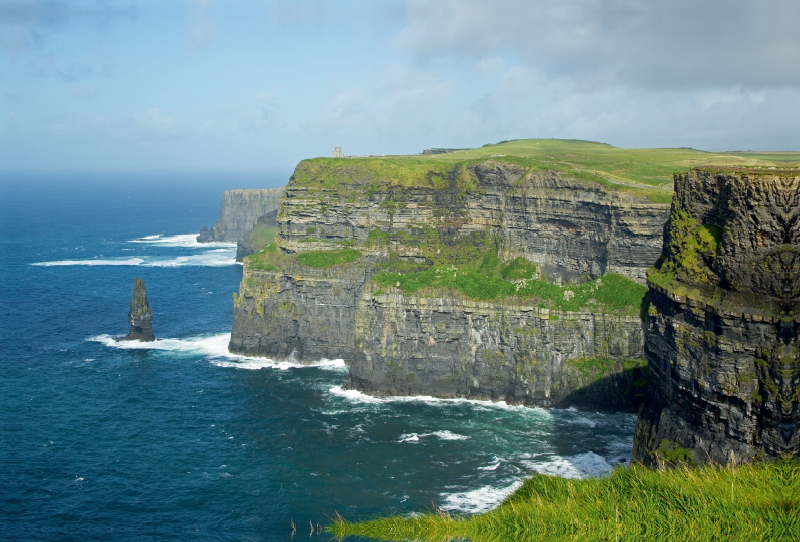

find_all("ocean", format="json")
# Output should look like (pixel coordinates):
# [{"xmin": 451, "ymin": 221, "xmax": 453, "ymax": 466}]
[{"xmin": 1, "ymin": 174, "xmax": 637, "ymax": 541}]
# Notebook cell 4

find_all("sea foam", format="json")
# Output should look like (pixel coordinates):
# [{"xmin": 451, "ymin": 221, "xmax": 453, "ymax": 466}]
[
  {"xmin": 439, "ymin": 480, "xmax": 523, "ymax": 514},
  {"xmin": 89, "ymin": 333, "xmax": 347, "ymax": 371},
  {"xmin": 129, "ymin": 234, "xmax": 236, "ymax": 248}
]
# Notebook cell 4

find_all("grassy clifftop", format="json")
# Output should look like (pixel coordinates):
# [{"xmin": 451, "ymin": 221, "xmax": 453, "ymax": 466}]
[
  {"xmin": 290, "ymin": 139, "xmax": 800, "ymax": 203},
  {"xmin": 330, "ymin": 459, "xmax": 799, "ymax": 542}
]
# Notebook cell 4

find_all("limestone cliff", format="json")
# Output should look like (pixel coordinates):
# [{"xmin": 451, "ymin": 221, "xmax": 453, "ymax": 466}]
[
  {"xmin": 124, "ymin": 278, "xmax": 154, "ymax": 342},
  {"xmin": 230, "ymin": 158, "xmax": 669, "ymax": 409},
  {"xmin": 633, "ymin": 168, "xmax": 800, "ymax": 465},
  {"xmin": 201, "ymin": 188, "xmax": 284, "ymax": 243},
  {"xmin": 278, "ymin": 162, "xmax": 667, "ymax": 283}
]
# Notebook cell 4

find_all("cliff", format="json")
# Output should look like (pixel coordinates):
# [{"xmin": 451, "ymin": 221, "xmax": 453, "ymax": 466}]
[
  {"xmin": 124, "ymin": 278, "xmax": 154, "ymax": 341},
  {"xmin": 230, "ymin": 156, "xmax": 670, "ymax": 409},
  {"xmin": 633, "ymin": 168, "xmax": 800, "ymax": 465},
  {"xmin": 201, "ymin": 188, "xmax": 284, "ymax": 242}
]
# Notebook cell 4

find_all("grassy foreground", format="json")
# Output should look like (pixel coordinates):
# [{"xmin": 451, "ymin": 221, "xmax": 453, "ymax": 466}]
[{"xmin": 328, "ymin": 459, "xmax": 799, "ymax": 542}]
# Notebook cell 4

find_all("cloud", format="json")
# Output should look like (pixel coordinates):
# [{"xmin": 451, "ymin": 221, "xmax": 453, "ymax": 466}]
[
  {"xmin": 395, "ymin": 0, "xmax": 800, "ymax": 90},
  {"xmin": 187, "ymin": 0, "xmax": 213, "ymax": 50},
  {"xmin": 0, "ymin": 0, "xmax": 137, "ymax": 52}
]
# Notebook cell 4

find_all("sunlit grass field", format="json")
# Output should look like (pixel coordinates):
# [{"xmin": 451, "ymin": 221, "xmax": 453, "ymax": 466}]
[
  {"xmin": 293, "ymin": 139, "xmax": 800, "ymax": 204},
  {"xmin": 329, "ymin": 459, "xmax": 799, "ymax": 542}
]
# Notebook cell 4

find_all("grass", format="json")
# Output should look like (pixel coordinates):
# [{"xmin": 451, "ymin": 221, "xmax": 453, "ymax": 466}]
[
  {"xmin": 372, "ymin": 270, "xmax": 646, "ymax": 315},
  {"xmin": 296, "ymin": 248, "xmax": 362, "ymax": 268},
  {"xmin": 328, "ymin": 458, "xmax": 800, "ymax": 542},
  {"xmin": 291, "ymin": 139, "xmax": 800, "ymax": 202},
  {"xmin": 246, "ymin": 225, "xmax": 278, "ymax": 252}
]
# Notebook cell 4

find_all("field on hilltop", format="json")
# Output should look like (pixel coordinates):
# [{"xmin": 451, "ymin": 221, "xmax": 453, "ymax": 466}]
[{"xmin": 292, "ymin": 139, "xmax": 800, "ymax": 204}]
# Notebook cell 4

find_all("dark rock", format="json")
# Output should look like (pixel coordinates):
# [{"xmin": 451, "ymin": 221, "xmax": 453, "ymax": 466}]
[
  {"xmin": 197, "ymin": 225, "xmax": 213, "ymax": 243},
  {"xmin": 124, "ymin": 278, "xmax": 154, "ymax": 342},
  {"xmin": 632, "ymin": 169, "xmax": 800, "ymax": 465}
]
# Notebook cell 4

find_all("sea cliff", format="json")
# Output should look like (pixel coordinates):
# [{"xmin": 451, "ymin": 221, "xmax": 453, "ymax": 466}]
[
  {"xmin": 230, "ymin": 155, "xmax": 670, "ymax": 408},
  {"xmin": 203, "ymin": 188, "xmax": 284, "ymax": 242},
  {"xmin": 633, "ymin": 168, "xmax": 800, "ymax": 464}
]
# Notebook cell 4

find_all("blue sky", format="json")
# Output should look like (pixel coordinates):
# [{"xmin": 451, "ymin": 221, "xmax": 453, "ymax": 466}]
[{"xmin": 2, "ymin": 0, "xmax": 800, "ymax": 174}]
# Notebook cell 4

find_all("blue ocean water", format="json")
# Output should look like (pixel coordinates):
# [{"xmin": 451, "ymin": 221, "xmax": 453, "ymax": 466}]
[{"xmin": 1, "ymin": 174, "xmax": 637, "ymax": 541}]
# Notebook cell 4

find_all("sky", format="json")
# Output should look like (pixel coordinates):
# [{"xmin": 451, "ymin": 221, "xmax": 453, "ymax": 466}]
[{"xmin": 2, "ymin": 0, "xmax": 800, "ymax": 175}]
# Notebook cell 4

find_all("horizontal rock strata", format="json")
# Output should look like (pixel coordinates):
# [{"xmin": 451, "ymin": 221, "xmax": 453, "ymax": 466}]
[{"xmin": 633, "ymin": 169, "xmax": 800, "ymax": 465}]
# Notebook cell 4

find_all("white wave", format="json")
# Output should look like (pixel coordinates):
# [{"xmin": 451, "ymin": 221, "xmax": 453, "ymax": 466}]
[
  {"xmin": 33, "ymin": 249, "xmax": 236, "ymax": 267},
  {"xmin": 327, "ymin": 386, "xmax": 551, "ymax": 415},
  {"xmin": 425, "ymin": 430, "xmax": 469, "ymax": 441},
  {"xmin": 129, "ymin": 234, "xmax": 236, "ymax": 248},
  {"xmin": 440, "ymin": 480, "xmax": 523, "ymax": 514},
  {"xmin": 398, "ymin": 430, "xmax": 469, "ymax": 443},
  {"xmin": 524, "ymin": 451, "xmax": 613, "ymax": 479},
  {"xmin": 328, "ymin": 386, "xmax": 383, "ymax": 403},
  {"xmin": 33, "ymin": 258, "xmax": 146, "ymax": 267},
  {"xmin": 478, "ymin": 457, "xmax": 501, "ymax": 471},
  {"xmin": 89, "ymin": 333, "xmax": 348, "ymax": 371}
]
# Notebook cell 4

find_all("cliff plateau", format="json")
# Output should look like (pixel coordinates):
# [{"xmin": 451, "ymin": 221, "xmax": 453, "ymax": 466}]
[{"xmin": 633, "ymin": 169, "xmax": 800, "ymax": 465}]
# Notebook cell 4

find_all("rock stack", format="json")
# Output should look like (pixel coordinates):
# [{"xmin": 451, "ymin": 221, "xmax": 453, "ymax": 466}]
[
  {"xmin": 197, "ymin": 225, "xmax": 213, "ymax": 243},
  {"xmin": 633, "ymin": 168, "xmax": 800, "ymax": 465},
  {"xmin": 124, "ymin": 278, "xmax": 155, "ymax": 342}
]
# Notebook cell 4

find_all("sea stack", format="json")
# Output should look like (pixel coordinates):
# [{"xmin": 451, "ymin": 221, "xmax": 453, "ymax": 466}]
[
  {"xmin": 125, "ymin": 278, "xmax": 155, "ymax": 341},
  {"xmin": 633, "ymin": 168, "xmax": 800, "ymax": 465},
  {"xmin": 197, "ymin": 225, "xmax": 213, "ymax": 243}
]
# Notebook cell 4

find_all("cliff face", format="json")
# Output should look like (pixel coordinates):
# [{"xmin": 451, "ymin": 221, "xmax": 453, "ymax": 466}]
[
  {"xmin": 279, "ymin": 163, "xmax": 667, "ymax": 283},
  {"xmin": 230, "ymin": 159, "xmax": 669, "ymax": 409},
  {"xmin": 206, "ymin": 188, "xmax": 284, "ymax": 242},
  {"xmin": 348, "ymin": 288, "xmax": 647, "ymax": 408},
  {"xmin": 125, "ymin": 278, "xmax": 154, "ymax": 341},
  {"xmin": 633, "ymin": 169, "xmax": 800, "ymax": 465}
]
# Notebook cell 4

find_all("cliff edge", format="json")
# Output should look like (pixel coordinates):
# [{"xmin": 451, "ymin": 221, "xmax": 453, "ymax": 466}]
[{"xmin": 633, "ymin": 168, "xmax": 800, "ymax": 465}]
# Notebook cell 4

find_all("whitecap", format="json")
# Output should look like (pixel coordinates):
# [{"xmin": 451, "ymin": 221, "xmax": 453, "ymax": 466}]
[
  {"xmin": 33, "ymin": 258, "xmax": 146, "ymax": 267},
  {"xmin": 89, "ymin": 333, "xmax": 348, "ymax": 371},
  {"xmin": 326, "ymin": 386, "xmax": 551, "ymax": 415},
  {"xmin": 398, "ymin": 433, "xmax": 420, "ymax": 443},
  {"xmin": 524, "ymin": 451, "xmax": 613, "ymax": 479},
  {"xmin": 129, "ymin": 234, "xmax": 236, "ymax": 248},
  {"xmin": 478, "ymin": 458, "xmax": 501, "ymax": 471},
  {"xmin": 424, "ymin": 430, "xmax": 469, "ymax": 441},
  {"xmin": 32, "ymin": 249, "xmax": 236, "ymax": 267},
  {"xmin": 439, "ymin": 480, "xmax": 523, "ymax": 514}
]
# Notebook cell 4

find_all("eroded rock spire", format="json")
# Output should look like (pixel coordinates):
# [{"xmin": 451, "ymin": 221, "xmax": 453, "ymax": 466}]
[{"xmin": 125, "ymin": 278, "xmax": 154, "ymax": 342}]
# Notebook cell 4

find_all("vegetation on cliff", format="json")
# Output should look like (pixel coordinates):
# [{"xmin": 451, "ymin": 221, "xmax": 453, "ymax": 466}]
[
  {"xmin": 329, "ymin": 458, "xmax": 799, "ymax": 542},
  {"xmin": 289, "ymin": 139, "xmax": 800, "ymax": 204},
  {"xmin": 373, "ymin": 259, "xmax": 647, "ymax": 316}
]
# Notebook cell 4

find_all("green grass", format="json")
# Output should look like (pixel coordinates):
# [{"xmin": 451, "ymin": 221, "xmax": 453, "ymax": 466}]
[
  {"xmin": 291, "ymin": 139, "xmax": 800, "ymax": 202},
  {"xmin": 296, "ymin": 248, "xmax": 362, "ymax": 268},
  {"xmin": 246, "ymin": 225, "xmax": 278, "ymax": 252},
  {"xmin": 372, "ymin": 269, "xmax": 646, "ymax": 315},
  {"xmin": 329, "ymin": 459, "xmax": 800, "ymax": 542}
]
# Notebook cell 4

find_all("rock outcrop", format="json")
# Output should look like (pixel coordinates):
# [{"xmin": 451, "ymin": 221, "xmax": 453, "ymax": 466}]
[
  {"xmin": 633, "ymin": 168, "xmax": 800, "ymax": 465},
  {"xmin": 196, "ymin": 225, "xmax": 213, "ymax": 243},
  {"xmin": 124, "ymin": 278, "xmax": 154, "ymax": 342},
  {"xmin": 230, "ymin": 158, "xmax": 670, "ymax": 408},
  {"xmin": 200, "ymin": 188, "xmax": 284, "ymax": 243}
]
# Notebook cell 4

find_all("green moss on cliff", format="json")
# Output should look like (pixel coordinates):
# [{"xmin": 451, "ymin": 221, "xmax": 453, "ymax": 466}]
[
  {"xmin": 372, "ymin": 268, "xmax": 646, "ymax": 315},
  {"xmin": 296, "ymin": 249, "xmax": 362, "ymax": 268},
  {"xmin": 246, "ymin": 225, "xmax": 278, "ymax": 252}
]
